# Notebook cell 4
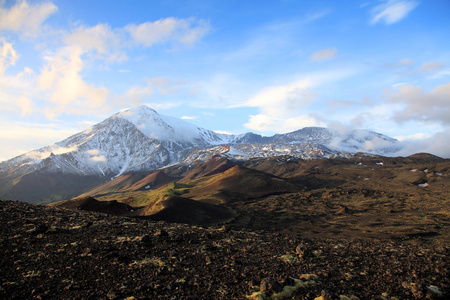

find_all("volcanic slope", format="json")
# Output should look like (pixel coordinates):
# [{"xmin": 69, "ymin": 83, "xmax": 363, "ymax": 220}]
[
  {"xmin": 181, "ymin": 165, "xmax": 303, "ymax": 205},
  {"xmin": 56, "ymin": 161, "xmax": 301, "ymax": 226},
  {"xmin": 76, "ymin": 171, "xmax": 174, "ymax": 206},
  {"xmin": 55, "ymin": 153, "xmax": 449, "ymax": 243},
  {"xmin": 81, "ymin": 171, "xmax": 173, "ymax": 196},
  {"xmin": 229, "ymin": 154, "xmax": 450, "ymax": 242},
  {"xmin": 49, "ymin": 196, "xmax": 134, "ymax": 216},
  {"xmin": 141, "ymin": 195, "xmax": 235, "ymax": 225},
  {"xmin": 176, "ymin": 155, "xmax": 237, "ymax": 182}
]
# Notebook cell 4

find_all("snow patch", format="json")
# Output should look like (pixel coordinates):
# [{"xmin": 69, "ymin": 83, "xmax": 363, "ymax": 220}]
[
  {"xmin": 227, "ymin": 146, "xmax": 248, "ymax": 157},
  {"xmin": 90, "ymin": 155, "xmax": 106, "ymax": 162}
]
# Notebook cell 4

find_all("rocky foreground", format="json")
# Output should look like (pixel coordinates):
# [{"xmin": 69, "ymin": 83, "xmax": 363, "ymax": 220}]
[{"xmin": 0, "ymin": 199, "xmax": 448, "ymax": 299}]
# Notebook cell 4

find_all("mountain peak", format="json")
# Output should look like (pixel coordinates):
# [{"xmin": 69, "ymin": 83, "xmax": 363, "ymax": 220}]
[
  {"xmin": 123, "ymin": 105, "xmax": 159, "ymax": 116},
  {"xmin": 117, "ymin": 105, "xmax": 160, "ymax": 126}
]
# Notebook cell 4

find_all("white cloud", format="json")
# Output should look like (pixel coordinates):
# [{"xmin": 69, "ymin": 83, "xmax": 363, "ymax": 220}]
[
  {"xmin": 387, "ymin": 82, "xmax": 450, "ymax": 125},
  {"xmin": 144, "ymin": 102, "xmax": 180, "ymax": 110},
  {"xmin": 126, "ymin": 17, "xmax": 210, "ymax": 47},
  {"xmin": 64, "ymin": 23, "xmax": 127, "ymax": 63},
  {"xmin": 246, "ymin": 78, "xmax": 317, "ymax": 118},
  {"xmin": 386, "ymin": 58, "xmax": 414, "ymax": 68},
  {"xmin": 213, "ymin": 130, "xmax": 232, "ymax": 135},
  {"xmin": 0, "ymin": 123, "xmax": 79, "ymax": 161},
  {"xmin": 419, "ymin": 61, "xmax": 446, "ymax": 72},
  {"xmin": 398, "ymin": 58, "xmax": 414, "ymax": 66},
  {"xmin": 146, "ymin": 77, "xmax": 183, "ymax": 95},
  {"xmin": 242, "ymin": 69, "xmax": 356, "ymax": 133},
  {"xmin": 370, "ymin": 0, "xmax": 418, "ymax": 25},
  {"xmin": 429, "ymin": 69, "xmax": 450, "ymax": 80},
  {"xmin": 1, "ymin": 13, "xmax": 211, "ymax": 120},
  {"xmin": 0, "ymin": 0, "xmax": 57, "ymax": 36},
  {"xmin": 0, "ymin": 40, "xmax": 18, "ymax": 76},
  {"xmin": 90, "ymin": 155, "xmax": 106, "ymax": 162},
  {"xmin": 84, "ymin": 150, "xmax": 106, "ymax": 162},
  {"xmin": 326, "ymin": 97, "xmax": 371, "ymax": 112},
  {"xmin": 114, "ymin": 77, "xmax": 192, "ymax": 109},
  {"xmin": 115, "ymin": 85, "xmax": 153, "ymax": 108},
  {"xmin": 181, "ymin": 115, "xmax": 197, "ymax": 120},
  {"xmin": 245, "ymin": 69, "xmax": 355, "ymax": 118},
  {"xmin": 396, "ymin": 130, "xmax": 450, "ymax": 158},
  {"xmin": 17, "ymin": 96, "xmax": 33, "ymax": 116},
  {"xmin": 25, "ymin": 145, "xmax": 78, "ymax": 161},
  {"xmin": 0, "ymin": 41, "xmax": 37, "ymax": 117},
  {"xmin": 37, "ymin": 45, "xmax": 111, "ymax": 118},
  {"xmin": 310, "ymin": 48, "xmax": 337, "ymax": 61},
  {"xmin": 244, "ymin": 113, "xmax": 323, "ymax": 133},
  {"xmin": 395, "ymin": 133, "xmax": 427, "ymax": 141}
]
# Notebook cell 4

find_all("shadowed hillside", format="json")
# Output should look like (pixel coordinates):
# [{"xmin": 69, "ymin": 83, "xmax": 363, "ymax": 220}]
[
  {"xmin": 183, "ymin": 165, "xmax": 302, "ymax": 204},
  {"xmin": 142, "ymin": 195, "xmax": 235, "ymax": 225}
]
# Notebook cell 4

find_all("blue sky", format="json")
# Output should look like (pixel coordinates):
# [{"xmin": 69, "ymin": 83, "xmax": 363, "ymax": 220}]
[{"xmin": 1, "ymin": 0, "xmax": 449, "ymax": 161}]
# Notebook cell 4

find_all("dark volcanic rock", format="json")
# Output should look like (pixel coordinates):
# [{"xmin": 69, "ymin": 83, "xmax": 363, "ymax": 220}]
[
  {"xmin": 260, "ymin": 277, "xmax": 283, "ymax": 294},
  {"xmin": 0, "ymin": 199, "xmax": 448, "ymax": 300}
]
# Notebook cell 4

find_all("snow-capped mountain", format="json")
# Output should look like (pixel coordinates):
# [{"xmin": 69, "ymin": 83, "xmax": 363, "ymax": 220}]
[
  {"xmin": 0, "ymin": 105, "xmax": 402, "ymax": 203},
  {"xmin": 0, "ymin": 105, "xmax": 404, "ymax": 203},
  {"xmin": 0, "ymin": 106, "xmax": 231, "ymax": 178}
]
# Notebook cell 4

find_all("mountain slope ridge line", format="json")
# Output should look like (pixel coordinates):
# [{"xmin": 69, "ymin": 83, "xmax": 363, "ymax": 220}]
[{"xmin": 1, "ymin": 105, "xmax": 403, "ymax": 203}]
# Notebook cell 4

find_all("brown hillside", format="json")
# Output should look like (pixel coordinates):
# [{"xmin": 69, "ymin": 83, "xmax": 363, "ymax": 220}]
[
  {"xmin": 0, "ymin": 172, "xmax": 105, "ymax": 204},
  {"xmin": 129, "ymin": 171, "xmax": 173, "ymax": 191},
  {"xmin": 184, "ymin": 165, "xmax": 302, "ymax": 204},
  {"xmin": 178, "ymin": 155, "xmax": 236, "ymax": 183},
  {"xmin": 50, "ymin": 196, "xmax": 134, "ymax": 216},
  {"xmin": 80, "ymin": 171, "xmax": 173, "ymax": 198},
  {"xmin": 141, "ymin": 195, "xmax": 234, "ymax": 226},
  {"xmin": 81, "ymin": 173, "xmax": 145, "ymax": 196}
]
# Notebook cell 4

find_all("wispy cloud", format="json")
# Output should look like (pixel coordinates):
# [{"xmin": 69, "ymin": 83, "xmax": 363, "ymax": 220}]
[
  {"xmin": 0, "ymin": 40, "xmax": 18, "ymax": 76},
  {"xmin": 64, "ymin": 23, "xmax": 127, "ymax": 63},
  {"xmin": 387, "ymin": 82, "xmax": 450, "ymax": 125},
  {"xmin": 37, "ymin": 46, "xmax": 111, "ymax": 119},
  {"xmin": 126, "ymin": 17, "xmax": 210, "ymax": 47},
  {"xmin": 242, "ymin": 69, "xmax": 357, "ymax": 133},
  {"xmin": 0, "ymin": 122, "xmax": 79, "ymax": 161},
  {"xmin": 385, "ymin": 58, "xmax": 414, "ymax": 68},
  {"xmin": 0, "ymin": 0, "xmax": 57, "ymax": 36},
  {"xmin": 419, "ymin": 61, "xmax": 446, "ymax": 72},
  {"xmin": 0, "ymin": 1, "xmax": 212, "ymax": 120},
  {"xmin": 396, "ymin": 130, "xmax": 450, "ymax": 158},
  {"xmin": 181, "ymin": 115, "xmax": 197, "ymax": 120},
  {"xmin": 370, "ymin": 0, "xmax": 419, "ymax": 25},
  {"xmin": 310, "ymin": 48, "xmax": 337, "ymax": 61},
  {"xmin": 244, "ymin": 113, "xmax": 323, "ymax": 133}
]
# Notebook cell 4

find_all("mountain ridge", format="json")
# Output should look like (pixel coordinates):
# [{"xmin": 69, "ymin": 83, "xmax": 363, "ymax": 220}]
[{"xmin": 0, "ymin": 105, "xmax": 403, "ymax": 203}]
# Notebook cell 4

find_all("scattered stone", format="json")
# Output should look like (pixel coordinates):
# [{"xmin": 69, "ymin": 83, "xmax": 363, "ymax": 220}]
[
  {"xmin": 296, "ymin": 243, "xmax": 311, "ymax": 258},
  {"xmin": 260, "ymin": 277, "xmax": 283, "ymax": 294},
  {"xmin": 154, "ymin": 229, "xmax": 169, "ymax": 237}
]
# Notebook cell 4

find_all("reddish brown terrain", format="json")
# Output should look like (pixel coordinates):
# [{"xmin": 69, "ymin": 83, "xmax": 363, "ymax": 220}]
[{"xmin": 1, "ymin": 153, "xmax": 449, "ymax": 299}]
